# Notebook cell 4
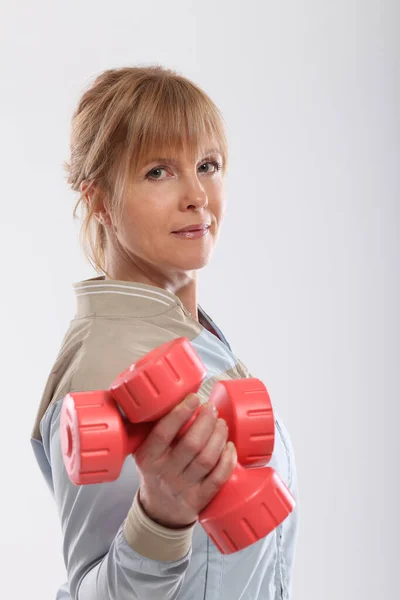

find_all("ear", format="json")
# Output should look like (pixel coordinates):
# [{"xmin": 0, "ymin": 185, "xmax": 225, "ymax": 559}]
[{"xmin": 80, "ymin": 181, "xmax": 111, "ymax": 226}]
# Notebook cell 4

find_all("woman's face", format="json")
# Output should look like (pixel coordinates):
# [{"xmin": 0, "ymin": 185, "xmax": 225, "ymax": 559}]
[{"xmin": 108, "ymin": 140, "xmax": 226, "ymax": 282}]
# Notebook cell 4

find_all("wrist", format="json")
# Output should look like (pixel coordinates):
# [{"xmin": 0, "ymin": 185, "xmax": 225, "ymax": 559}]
[
  {"xmin": 123, "ymin": 489, "xmax": 196, "ymax": 561},
  {"xmin": 138, "ymin": 488, "xmax": 197, "ymax": 530}
]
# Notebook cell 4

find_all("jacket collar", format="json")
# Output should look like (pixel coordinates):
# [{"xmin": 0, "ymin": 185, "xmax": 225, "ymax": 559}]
[{"xmin": 73, "ymin": 276, "xmax": 197, "ymax": 319}]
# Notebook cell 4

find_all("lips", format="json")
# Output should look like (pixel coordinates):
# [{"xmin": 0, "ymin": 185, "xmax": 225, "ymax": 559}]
[{"xmin": 172, "ymin": 223, "xmax": 210, "ymax": 233}]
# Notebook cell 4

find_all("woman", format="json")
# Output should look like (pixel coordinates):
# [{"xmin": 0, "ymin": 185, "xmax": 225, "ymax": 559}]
[{"xmin": 31, "ymin": 65, "xmax": 299, "ymax": 599}]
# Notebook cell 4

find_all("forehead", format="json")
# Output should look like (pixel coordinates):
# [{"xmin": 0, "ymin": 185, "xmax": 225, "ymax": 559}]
[
  {"xmin": 140, "ymin": 136, "xmax": 221, "ymax": 163},
  {"xmin": 147, "ymin": 147, "xmax": 221, "ymax": 163}
]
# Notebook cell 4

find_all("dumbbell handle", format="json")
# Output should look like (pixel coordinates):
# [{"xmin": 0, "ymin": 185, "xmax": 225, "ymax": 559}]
[{"xmin": 121, "ymin": 420, "xmax": 154, "ymax": 455}]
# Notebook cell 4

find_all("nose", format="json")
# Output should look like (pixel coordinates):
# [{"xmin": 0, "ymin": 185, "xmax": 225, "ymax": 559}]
[{"xmin": 180, "ymin": 174, "xmax": 208, "ymax": 210}]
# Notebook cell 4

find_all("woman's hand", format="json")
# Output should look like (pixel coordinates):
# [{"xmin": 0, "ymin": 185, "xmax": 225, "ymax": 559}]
[{"xmin": 135, "ymin": 393, "xmax": 237, "ymax": 529}]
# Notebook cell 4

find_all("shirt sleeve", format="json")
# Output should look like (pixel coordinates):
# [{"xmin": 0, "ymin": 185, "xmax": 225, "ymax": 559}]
[{"xmin": 40, "ymin": 398, "xmax": 195, "ymax": 600}]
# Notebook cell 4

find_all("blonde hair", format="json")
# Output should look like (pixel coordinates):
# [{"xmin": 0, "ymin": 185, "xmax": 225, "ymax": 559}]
[{"xmin": 63, "ymin": 65, "xmax": 229, "ymax": 275}]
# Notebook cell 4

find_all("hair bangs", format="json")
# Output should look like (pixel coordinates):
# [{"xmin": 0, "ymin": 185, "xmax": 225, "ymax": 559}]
[{"xmin": 127, "ymin": 77, "xmax": 228, "ymax": 175}]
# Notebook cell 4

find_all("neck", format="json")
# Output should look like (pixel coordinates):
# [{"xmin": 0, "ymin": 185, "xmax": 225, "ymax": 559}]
[{"xmin": 103, "ymin": 255, "xmax": 199, "ymax": 321}]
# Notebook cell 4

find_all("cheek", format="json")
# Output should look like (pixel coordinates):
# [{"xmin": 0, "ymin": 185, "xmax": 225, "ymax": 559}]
[
  {"xmin": 116, "ymin": 204, "xmax": 143, "ymax": 246},
  {"xmin": 219, "ymin": 194, "xmax": 227, "ymax": 216},
  {"xmin": 120, "ymin": 197, "xmax": 150, "ymax": 229},
  {"xmin": 117, "ymin": 203, "xmax": 166, "ymax": 249},
  {"xmin": 212, "ymin": 190, "xmax": 226, "ymax": 220}
]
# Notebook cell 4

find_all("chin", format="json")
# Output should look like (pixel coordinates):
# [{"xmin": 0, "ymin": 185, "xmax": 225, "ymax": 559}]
[
  {"xmin": 170, "ymin": 251, "xmax": 213, "ymax": 271},
  {"xmin": 182, "ymin": 257, "xmax": 211, "ymax": 270}
]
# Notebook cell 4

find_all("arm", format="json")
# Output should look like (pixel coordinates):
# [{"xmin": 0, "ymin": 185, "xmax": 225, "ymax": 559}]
[{"xmin": 41, "ymin": 398, "xmax": 195, "ymax": 600}]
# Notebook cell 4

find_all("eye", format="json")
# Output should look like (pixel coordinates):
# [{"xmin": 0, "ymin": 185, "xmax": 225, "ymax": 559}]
[
  {"xmin": 199, "ymin": 160, "xmax": 222, "ymax": 174},
  {"xmin": 146, "ymin": 167, "xmax": 168, "ymax": 181},
  {"xmin": 145, "ymin": 160, "xmax": 222, "ymax": 182}
]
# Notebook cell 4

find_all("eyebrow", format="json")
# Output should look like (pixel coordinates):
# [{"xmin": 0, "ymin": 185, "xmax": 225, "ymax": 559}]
[{"xmin": 143, "ymin": 148, "xmax": 222, "ymax": 167}]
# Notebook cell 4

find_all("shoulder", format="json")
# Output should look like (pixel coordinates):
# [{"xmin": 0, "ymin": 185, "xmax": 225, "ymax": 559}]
[
  {"xmin": 32, "ymin": 315, "xmax": 150, "ymax": 441},
  {"xmin": 69, "ymin": 316, "xmax": 146, "ymax": 393},
  {"xmin": 33, "ymin": 312, "xmax": 191, "ymax": 441}
]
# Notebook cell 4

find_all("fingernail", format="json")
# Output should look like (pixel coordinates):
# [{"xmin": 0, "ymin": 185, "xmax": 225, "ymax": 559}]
[
  {"xmin": 201, "ymin": 402, "xmax": 218, "ymax": 416},
  {"xmin": 211, "ymin": 403, "xmax": 218, "ymax": 416},
  {"xmin": 185, "ymin": 394, "xmax": 199, "ymax": 409},
  {"xmin": 227, "ymin": 441, "xmax": 236, "ymax": 457}
]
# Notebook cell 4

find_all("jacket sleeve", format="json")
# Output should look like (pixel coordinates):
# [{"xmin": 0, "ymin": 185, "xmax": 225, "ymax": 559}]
[{"xmin": 40, "ymin": 398, "xmax": 195, "ymax": 600}]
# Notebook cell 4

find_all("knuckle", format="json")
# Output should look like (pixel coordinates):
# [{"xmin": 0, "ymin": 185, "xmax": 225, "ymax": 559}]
[
  {"xmin": 161, "ymin": 478, "xmax": 183, "ymax": 500},
  {"xmin": 208, "ymin": 475, "xmax": 224, "ymax": 492},
  {"xmin": 196, "ymin": 452, "xmax": 216, "ymax": 471},
  {"xmin": 181, "ymin": 435, "xmax": 202, "ymax": 455},
  {"xmin": 134, "ymin": 449, "xmax": 144, "ymax": 466},
  {"xmin": 159, "ymin": 473, "xmax": 173, "ymax": 491},
  {"xmin": 135, "ymin": 444, "xmax": 150, "ymax": 465},
  {"xmin": 151, "ymin": 425, "xmax": 170, "ymax": 446},
  {"xmin": 216, "ymin": 419, "xmax": 228, "ymax": 436}
]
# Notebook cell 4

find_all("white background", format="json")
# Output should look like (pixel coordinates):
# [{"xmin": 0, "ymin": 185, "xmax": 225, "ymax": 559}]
[{"xmin": 1, "ymin": 1, "xmax": 398, "ymax": 598}]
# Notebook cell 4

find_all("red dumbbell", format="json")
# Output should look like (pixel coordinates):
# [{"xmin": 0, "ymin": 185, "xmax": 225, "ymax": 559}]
[
  {"xmin": 61, "ymin": 374, "xmax": 276, "ymax": 486},
  {"xmin": 61, "ymin": 337, "xmax": 295, "ymax": 554},
  {"xmin": 61, "ymin": 337, "xmax": 275, "ymax": 484}
]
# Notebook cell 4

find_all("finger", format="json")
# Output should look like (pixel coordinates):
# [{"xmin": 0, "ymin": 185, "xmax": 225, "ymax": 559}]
[
  {"xmin": 198, "ymin": 441, "xmax": 237, "ymax": 506},
  {"xmin": 135, "ymin": 393, "xmax": 201, "ymax": 463},
  {"xmin": 180, "ymin": 418, "xmax": 229, "ymax": 484},
  {"xmin": 162, "ymin": 402, "xmax": 219, "ymax": 475}
]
